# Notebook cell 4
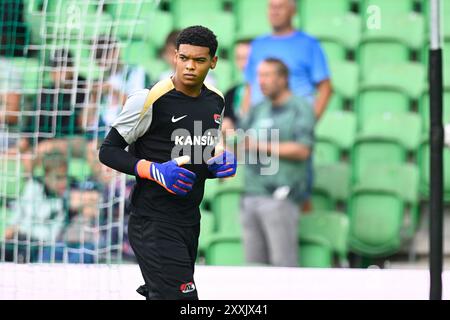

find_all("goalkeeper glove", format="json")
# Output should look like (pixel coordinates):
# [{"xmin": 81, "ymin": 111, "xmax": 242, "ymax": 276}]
[
  {"xmin": 135, "ymin": 157, "xmax": 196, "ymax": 196},
  {"xmin": 207, "ymin": 150, "xmax": 237, "ymax": 178}
]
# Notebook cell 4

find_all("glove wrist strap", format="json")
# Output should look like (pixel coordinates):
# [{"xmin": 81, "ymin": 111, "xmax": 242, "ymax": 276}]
[{"xmin": 136, "ymin": 159, "xmax": 152, "ymax": 180}]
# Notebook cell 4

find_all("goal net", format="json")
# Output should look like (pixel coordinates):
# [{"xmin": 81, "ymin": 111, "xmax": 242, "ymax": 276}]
[{"xmin": 0, "ymin": 0, "xmax": 159, "ymax": 264}]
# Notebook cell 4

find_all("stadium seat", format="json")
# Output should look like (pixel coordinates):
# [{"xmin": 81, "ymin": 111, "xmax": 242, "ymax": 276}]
[
  {"xmin": 121, "ymin": 41, "xmax": 157, "ymax": 66},
  {"xmin": 419, "ymin": 91, "xmax": 450, "ymax": 132},
  {"xmin": 361, "ymin": 0, "xmax": 415, "ymax": 16},
  {"xmin": 361, "ymin": 12, "xmax": 425, "ymax": 48},
  {"xmin": 303, "ymin": 13, "xmax": 361, "ymax": 51},
  {"xmin": 300, "ymin": 0, "xmax": 351, "ymax": 26},
  {"xmin": 352, "ymin": 136, "xmax": 407, "ymax": 184},
  {"xmin": 349, "ymin": 189, "xmax": 405, "ymax": 257},
  {"xmin": 312, "ymin": 190, "xmax": 335, "ymax": 211},
  {"xmin": 198, "ymin": 209, "xmax": 215, "ymax": 256},
  {"xmin": 314, "ymin": 141, "xmax": 341, "ymax": 166},
  {"xmin": 329, "ymin": 61, "xmax": 359, "ymax": 100},
  {"xmin": 141, "ymin": 59, "xmax": 170, "ymax": 83},
  {"xmin": 210, "ymin": 59, "xmax": 234, "ymax": 93},
  {"xmin": 356, "ymin": 90, "xmax": 411, "ymax": 127},
  {"xmin": 68, "ymin": 158, "xmax": 92, "ymax": 182},
  {"xmin": 320, "ymin": 41, "xmax": 347, "ymax": 63},
  {"xmin": 205, "ymin": 234, "xmax": 245, "ymax": 266},
  {"xmin": 10, "ymin": 58, "xmax": 42, "ymax": 92},
  {"xmin": 358, "ymin": 42, "xmax": 410, "ymax": 75},
  {"xmin": 0, "ymin": 158, "xmax": 24, "ymax": 201},
  {"xmin": 316, "ymin": 110, "xmax": 356, "ymax": 151},
  {"xmin": 299, "ymin": 211, "xmax": 350, "ymax": 267},
  {"xmin": 174, "ymin": 12, "xmax": 236, "ymax": 51},
  {"xmin": 146, "ymin": 10, "xmax": 174, "ymax": 49},
  {"xmin": 354, "ymin": 163, "xmax": 421, "ymax": 236},
  {"xmin": 358, "ymin": 112, "xmax": 422, "ymax": 151},
  {"xmin": 326, "ymin": 92, "xmax": 345, "ymax": 111},
  {"xmin": 233, "ymin": 0, "xmax": 271, "ymax": 39},
  {"xmin": 314, "ymin": 163, "xmax": 351, "ymax": 203},
  {"xmin": 210, "ymin": 169, "xmax": 244, "ymax": 236},
  {"xmin": 445, "ymin": 42, "xmax": 450, "ymax": 89},
  {"xmin": 360, "ymin": 62, "xmax": 426, "ymax": 99},
  {"xmin": 171, "ymin": 0, "xmax": 224, "ymax": 21}
]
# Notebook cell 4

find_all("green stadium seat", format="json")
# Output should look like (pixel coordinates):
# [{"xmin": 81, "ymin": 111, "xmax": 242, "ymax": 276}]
[
  {"xmin": 316, "ymin": 110, "xmax": 356, "ymax": 151},
  {"xmin": 234, "ymin": 0, "xmax": 271, "ymax": 39},
  {"xmin": 198, "ymin": 209, "xmax": 215, "ymax": 256},
  {"xmin": 300, "ymin": 0, "xmax": 351, "ymax": 25},
  {"xmin": 312, "ymin": 191, "xmax": 335, "ymax": 211},
  {"xmin": 354, "ymin": 163, "xmax": 421, "ymax": 236},
  {"xmin": 303, "ymin": 13, "xmax": 361, "ymax": 50},
  {"xmin": 174, "ymin": 12, "xmax": 236, "ymax": 51},
  {"xmin": 121, "ymin": 41, "xmax": 157, "ymax": 66},
  {"xmin": 358, "ymin": 42, "xmax": 410, "ymax": 75},
  {"xmin": 211, "ymin": 59, "xmax": 234, "ymax": 92},
  {"xmin": 68, "ymin": 158, "xmax": 92, "ymax": 182},
  {"xmin": 356, "ymin": 90, "xmax": 410, "ymax": 127},
  {"xmin": 320, "ymin": 41, "xmax": 347, "ymax": 62},
  {"xmin": 141, "ymin": 59, "xmax": 170, "ymax": 82},
  {"xmin": 0, "ymin": 158, "xmax": 24, "ymax": 200},
  {"xmin": 360, "ymin": 62, "xmax": 426, "ymax": 99},
  {"xmin": 314, "ymin": 163, "xmax": 351, "ymax": 203},
  {"xmin": 107, "ymin": 2, "xmax": 156, "ymax": 40},
  {"xmin": 314, "ymin": 141, "xmax": 341, "ymax": 166},
  {"xmin": 299, "ymin": 242, "xmax": 333, "ymax": 268},
  {"xmin": 299, "ymin": 211, "xmax": 350, "ymax": 267},
  {"xmin": 329, "ymin": 61, "xmax": 359, "ymax": 100},
  {"xmin": 349, "ymin": 189, "xmax": 405, "ymax": 257},
  {"xmin": 419, "ymin": 91, "xmax": 450, "ymax": 131},
  {"xmin": 146, "ymin": 11, "xmax": 174, "ymax": 49},
  {"xmin": 205, "ymin": 234, "xmax": 245, "ymax": 266},
  {"xmin": 11, "ymin": 58, "xmax": 42, "ymax": 92},
  {"xmin": 361, "ymin": 0, "xmax": 415, "ymax": 16},
  {"xmin": 358, "ymin": 112, "xmax": 422, "ymax": 151},
  {"xmin": 361, "ymin": 12, "xmax": 425, "ymax": 50},
  {"xmin": 171, "ymin": 0, "xmax": 224, "ymax": 20},
  {"xmin": 210, "ymin": 169, "xmax": 244, "ymax": 236},
  {"xmin": 326, "ymin": 92, "xmax": 345, "ymax": 111},
  {"xmin": 352, "ymin": 137, "xmax": 407, "ymax": 184},
  {"xmin": 445, "ymin": 42, "xmax": 450, "ymax": 89}
]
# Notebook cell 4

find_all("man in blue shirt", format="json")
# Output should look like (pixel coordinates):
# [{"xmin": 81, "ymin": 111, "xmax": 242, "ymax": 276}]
[
  {"xmin": 243, "ymin": 0, "xmax": 332, "ymax": 119},
  {"xmin": 243, "ymin": 0, "xmax": 333, "ymax": 212}
]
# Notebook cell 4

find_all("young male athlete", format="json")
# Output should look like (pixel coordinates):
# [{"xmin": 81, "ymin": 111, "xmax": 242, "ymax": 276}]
[{"xmin": 99, "ymin": 26, "xmax": 237, "ymax": 300}]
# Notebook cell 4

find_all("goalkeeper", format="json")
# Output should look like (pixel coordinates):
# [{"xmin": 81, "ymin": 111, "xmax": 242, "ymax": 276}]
[{"xmin": 99, "ymin": 26, "xmax": 236, "ymax": 300}]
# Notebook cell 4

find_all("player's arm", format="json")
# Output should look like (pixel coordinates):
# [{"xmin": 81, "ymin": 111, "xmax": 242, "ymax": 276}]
[{"xmin": 99, "ymin": 89, "xmax": 196, "ymax": 195}]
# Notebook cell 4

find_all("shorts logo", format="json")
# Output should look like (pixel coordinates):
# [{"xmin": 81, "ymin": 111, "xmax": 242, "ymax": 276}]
[
  {"xmin": 180, "ymin": 282, "xmax": 196, "ymax": 294},
  {"xmin": 214, "ymin": 114, "xmax": 221, "ymax": 125}
]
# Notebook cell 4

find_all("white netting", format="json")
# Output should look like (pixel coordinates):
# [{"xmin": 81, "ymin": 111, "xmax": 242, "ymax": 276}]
[{"xmin": 1, "ymin": 0, "xmax": 160, "ymax": 264}]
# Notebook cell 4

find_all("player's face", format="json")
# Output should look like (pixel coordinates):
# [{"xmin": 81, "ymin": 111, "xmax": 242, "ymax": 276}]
[
  {"xmin": 258, "ymin": 62, "xmax": 287, "ymax": 99},
  {"xmin": 268, "ymin": 0, "xmax": 296, "ymax": 30},
  {"xmin": 175, "ymin": 44, "xmax": 217, "ymax": 87},
  {"xmin": 44, "ymin": 166, "xmax": 68, "ymax": 197}
]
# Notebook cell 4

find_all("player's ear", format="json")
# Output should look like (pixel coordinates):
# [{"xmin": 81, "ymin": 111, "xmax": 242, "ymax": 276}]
[{"xmin": 210, "ymin": 56, "xmax": 218, "ymax": 70}]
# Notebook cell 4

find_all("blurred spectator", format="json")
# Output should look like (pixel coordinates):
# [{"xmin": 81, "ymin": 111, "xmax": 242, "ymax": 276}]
[
  {"xmin": 19, "ymin": 49, "xmax": 88, "ymax": 174},
  {"xmin": 223, "ymin": 38, "xmax": 252, "ymax": 130},
  {"xmin": 240, "ymin": 58, "xmax": 315, "ymax": 267},
  {"xmin": 3, "ymin": 151, "xmax": 67, "ymax": 261},
  {"xmin": 243, "ymin": 0, "xmax": 332, "ymax": 119},
  {"xmin": 92, "ymin": 35, "xmax": 149, "ymax": 130},
  {"xmin": 159, "ymin": 30, "xmax": 217, "ymax": 86},
  {"xmin": 3, "ymin": 150, "xmax": 101, "ymax": 263}
]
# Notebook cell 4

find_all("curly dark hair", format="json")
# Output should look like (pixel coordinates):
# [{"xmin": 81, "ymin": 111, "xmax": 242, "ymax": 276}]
[{"xmin": 176, "ymin": 25, "xmax": 218, "ymax": 58}]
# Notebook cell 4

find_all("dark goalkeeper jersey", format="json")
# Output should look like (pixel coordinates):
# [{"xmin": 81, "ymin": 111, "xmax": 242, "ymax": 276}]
[{"xmin": 112, "ymin": 78, "xmax": 224, "ymax": 226}]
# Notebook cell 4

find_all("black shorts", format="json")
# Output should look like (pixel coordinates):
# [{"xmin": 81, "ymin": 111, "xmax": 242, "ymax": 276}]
[{"xmin": 128, "ymin": 213, "xmax": 200, "ymax": 300}]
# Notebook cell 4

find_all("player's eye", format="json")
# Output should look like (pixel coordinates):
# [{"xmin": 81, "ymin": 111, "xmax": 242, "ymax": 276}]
[{"xmin": 180, "ymin": 56, "xmax": 187, "ymax": 61}]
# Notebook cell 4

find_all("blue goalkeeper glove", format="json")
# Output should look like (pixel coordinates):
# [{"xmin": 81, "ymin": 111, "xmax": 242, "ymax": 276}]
[
  {"xmin": 207, "ymin": 150, "xmax": 237, "ymax": 178},
  {"xmin": 135, "ymin": 157, "xmax": 196, "ymax": 196}
]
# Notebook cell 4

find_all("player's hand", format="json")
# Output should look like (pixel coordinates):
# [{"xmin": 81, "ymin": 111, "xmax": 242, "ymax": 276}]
[
  {"xmin": 207, "ymin": 150, "xmax": 237, "ymax": 179},
  {"xmin": 135, "ymin": 156, "xmax": 196, "ymax": 196}
]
